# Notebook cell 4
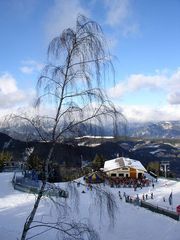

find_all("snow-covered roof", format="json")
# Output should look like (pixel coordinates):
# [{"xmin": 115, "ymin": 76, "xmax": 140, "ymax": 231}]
[
  {"xmin": 75, "ymin": 135, "xmax": 114, "ymax": 140},
  {"xmin": 103, "ymin": 157, "xmax": 146, "ymax": 172}
]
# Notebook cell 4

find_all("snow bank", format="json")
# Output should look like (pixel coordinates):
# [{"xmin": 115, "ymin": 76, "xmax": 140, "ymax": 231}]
[{"xmin": 0, "ymin": 173, "xmax": 180, "ymax": 240}]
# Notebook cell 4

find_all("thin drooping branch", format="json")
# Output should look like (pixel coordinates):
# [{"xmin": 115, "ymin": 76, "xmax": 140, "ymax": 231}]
[
  {"xmin": 27, "ymin": 220, "xmax": 99, "ymax": 240},
  {"xmin": 72, "ymin": 180, "xmax": 118, "ymax": 227}
]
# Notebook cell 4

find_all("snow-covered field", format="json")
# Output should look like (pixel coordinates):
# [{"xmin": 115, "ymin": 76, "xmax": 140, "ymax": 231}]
[{"xmin": 0, "ymin": 172, "xmax": 180, "ymax": 240}]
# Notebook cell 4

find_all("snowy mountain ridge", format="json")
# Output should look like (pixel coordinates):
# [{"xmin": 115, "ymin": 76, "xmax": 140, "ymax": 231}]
[
  {"xmin": 128, "ymin": 120, "xmax": 180, "ymax": 139},
  {"xmin": 0, "ymin": 120, "xmax": 180, "ymax": 141}
]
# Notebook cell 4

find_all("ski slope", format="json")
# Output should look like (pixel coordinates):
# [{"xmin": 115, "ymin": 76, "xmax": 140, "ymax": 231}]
[{"xmin": 0, "ymin": 172, "xmax": 180, "ymax": 240}]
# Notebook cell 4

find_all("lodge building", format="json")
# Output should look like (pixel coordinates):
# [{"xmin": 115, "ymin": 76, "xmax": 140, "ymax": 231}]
[{"xmin": 102, "ymin": 157, "xmax": 147, "ymax": 179}]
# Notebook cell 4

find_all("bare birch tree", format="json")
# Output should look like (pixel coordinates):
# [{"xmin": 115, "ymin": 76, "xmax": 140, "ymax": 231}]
[{"xmin": 19, "ymin": 15, "xmax": 125, "ymax": 240}]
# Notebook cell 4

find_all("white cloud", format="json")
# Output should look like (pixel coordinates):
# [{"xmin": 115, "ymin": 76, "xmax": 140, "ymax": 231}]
[
  {"xmin": 45, "ymin": 0, "xmax": 89, "ymax": 41},
  {"xmin": 0, "ymin": 73, "xmax": 35, "ymax": 109},
  {"xmin": 0, "ymin": 73, "xmax": 18, "ymax": 94},
  {"xmin": 127, "ymin": 74, "xmax": 166, "ymax": 90},
  {"xmin": 109, "ymin": 68, "xmax": 180, "ymax": 105},
  {"xmin": 109, "ymin": 72, "xmax": 167, "ymax": 98},
  {"xmin": 104, "ymin": 0, "xmax": 139, "ymax": 36},
  {"xmin": 168, "ymin": 92, "xmax": 180, "ymax": 105},
  {"xmin": 120, "ymin": 104, "xmax": 180, "ymax": 122},
  {"xmin": 20, "ymin": 66, "xmax": 34, "ymax": 74},
  {"xmin": 105, "ymin": 0, "xmax": 130, "ymax": 26},
  {"xmin": 20, "ymin": 60, "xmax": 44, "ymax": 75},
  {"xmin": 169, "ymin": 67, "xmax": 180, "ymax": 91}
]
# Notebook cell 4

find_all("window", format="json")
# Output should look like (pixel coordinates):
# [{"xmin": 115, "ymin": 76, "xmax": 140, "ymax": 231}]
[
  {"xmin": 111, "ymin": 173, "xmax": 116, "ymax": 177},
  {"xmin": 119, "ymin": 174, "xmax": 124, "ymax": 177}
]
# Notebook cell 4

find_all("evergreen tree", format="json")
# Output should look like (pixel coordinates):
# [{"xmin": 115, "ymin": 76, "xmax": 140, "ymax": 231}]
[
  {"xmin": 0, "ymin": 151, "xmax": 12, "ymax": 171},
  {"xmin": 92, "ymin": 154, "xmax": 105, "ymax": 171}
]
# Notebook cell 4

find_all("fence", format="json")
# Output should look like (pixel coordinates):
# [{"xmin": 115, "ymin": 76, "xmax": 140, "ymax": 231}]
[
  {"xmin": 125, "ymin": 196, "xmax": 180, "ymax": 221},
  {"xmin": 12, "ymin": 175, "xmax": 41, "ymax": 194},
  {"xmin": 158, "ymin": 176, "xmax": 180, "ymax": 182},
  {"xmin": 140, "ymin": 201, "xmax": 180, "ymax": 221},
  {"xmin": 12, "ymin": 173, "xmax": 68, "ymax": 198},
  {"xmin": 3, "ymin": 166, "xmax": 22, "ymax": 172}
]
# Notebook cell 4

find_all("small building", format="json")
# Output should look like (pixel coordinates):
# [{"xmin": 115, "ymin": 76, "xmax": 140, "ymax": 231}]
[
  {"xmin": 102, "ymin": 157, "xmax": 147, "ymax": 179},
  {"xmin": 84, "ymin": 171, "xmax": 105, "ymax": 183}
]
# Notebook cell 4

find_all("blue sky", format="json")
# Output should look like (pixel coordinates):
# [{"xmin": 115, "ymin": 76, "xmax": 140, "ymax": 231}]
[{"xmin": 0, "ymin": 0, "xmax": 180, "ymax": 122}]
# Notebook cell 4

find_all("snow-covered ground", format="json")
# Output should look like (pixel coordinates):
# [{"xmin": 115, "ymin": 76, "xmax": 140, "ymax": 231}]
[{"xmin": 0, "ymin": 172, "xmax": 180, "ymax": 240}]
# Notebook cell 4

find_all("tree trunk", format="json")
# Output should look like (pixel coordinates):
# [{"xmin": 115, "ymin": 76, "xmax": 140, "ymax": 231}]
[
  {"xmin": 20, "ymin": 181, "xmax": 46, "ymax": 240},
  {"xmin": 20, "ymin": 146, "xmax": 54, "ymax": 240}
]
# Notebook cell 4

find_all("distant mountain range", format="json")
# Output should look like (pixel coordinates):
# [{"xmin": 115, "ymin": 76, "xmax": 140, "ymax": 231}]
[
  {"xmin": 1, "ymin": 120, "xmax": 179, "ymax": 140},
  {"xmin": 127, "ymin": 121, "xmax": 180, "ymax": 139}
]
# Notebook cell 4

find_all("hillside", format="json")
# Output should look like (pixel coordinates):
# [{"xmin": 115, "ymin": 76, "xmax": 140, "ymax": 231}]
[
  {"xmin": 0, "ymin": 172, "xmax": 180, "ymax": 240},
  {"xmin": 0, "ymin": 132, "xmax": 180, "ymax": 177}
]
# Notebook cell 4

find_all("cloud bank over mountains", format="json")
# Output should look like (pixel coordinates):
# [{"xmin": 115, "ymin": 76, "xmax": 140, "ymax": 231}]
[{"xmin": 1, "ymin": 70, "xmax": 179, "ymax": 122}]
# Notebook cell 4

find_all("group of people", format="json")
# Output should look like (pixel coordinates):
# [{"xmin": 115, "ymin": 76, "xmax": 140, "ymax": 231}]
[
  {"xmin": 118, "ymin": 189, "xmax": 154, "ymax": 204},
  {"xmin": 109, "ymin": 177, "xmax": 150, "ymax": 189},
  {"xmin": 142, "ymin": 192, "xmax": 154, "ymax": 200},
  {"xmin": 118, "ymin": 191, "xmax": 141, "ymax": 205}
]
